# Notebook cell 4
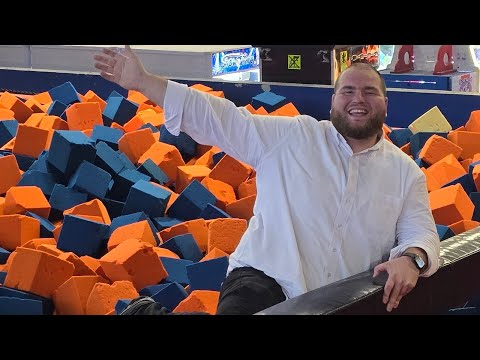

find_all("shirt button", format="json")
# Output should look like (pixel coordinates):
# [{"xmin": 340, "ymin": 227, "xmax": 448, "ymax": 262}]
[
  {"xmin": 327, "ymin": 273, "xmax": 332, "ymax": 278},
  {"xmin": 333, "ymin": 248, "xmax": 337, "ymax": 253},
  {"xmin": 337, "ymin": 224, "xmax": 343, "ymax": 229}
]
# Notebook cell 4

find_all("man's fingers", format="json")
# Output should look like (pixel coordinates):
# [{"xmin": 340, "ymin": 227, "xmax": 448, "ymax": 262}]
[
  {"xmin": 383, "ymin": 276, "xmax": 393, "ymax": 304},
  {"xmin": 94, "ymin": 62, "xmax": 112, "ymax": 74},
  {"xmin": 386, "ymin": 282, "xmax": 402, "ymax": 312}
]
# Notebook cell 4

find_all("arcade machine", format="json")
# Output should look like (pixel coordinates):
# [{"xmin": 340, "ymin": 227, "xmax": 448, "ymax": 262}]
[
  {"xmin": 379, "ymin": 45, "xmax": 479, "ymax": 92},
  {"xmin": 256, "ymin": 45, "xmax": 379, "ymax": 85},
  {"xmin": 211, "ymin": 47, "xmax": 261, "ymax": 82}
]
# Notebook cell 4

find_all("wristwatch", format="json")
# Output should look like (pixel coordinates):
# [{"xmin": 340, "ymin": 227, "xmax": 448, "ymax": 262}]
[{"xmin": 402, "ymin": 252, "xmax": 426, "ymax": 273}]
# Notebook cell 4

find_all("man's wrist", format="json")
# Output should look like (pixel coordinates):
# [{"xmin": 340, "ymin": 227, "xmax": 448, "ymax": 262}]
[{"xmin": 402, "ymin": 247, "xmax": 428, "ymax": 274}]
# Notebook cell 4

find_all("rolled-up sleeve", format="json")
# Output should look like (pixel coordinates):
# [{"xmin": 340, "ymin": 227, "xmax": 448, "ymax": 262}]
[{"xmin": 390, "ymin": 174, "xmax": 441, "ymax": 277}]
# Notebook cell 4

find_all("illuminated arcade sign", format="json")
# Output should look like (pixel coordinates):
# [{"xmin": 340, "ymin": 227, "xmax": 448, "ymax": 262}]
[{"xmin": 212, "ymin": 47, "xmax": 260, "ymax": 77}]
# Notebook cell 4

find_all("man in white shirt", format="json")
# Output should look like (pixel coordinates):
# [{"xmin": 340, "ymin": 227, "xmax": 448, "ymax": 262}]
[{"xmin": 94, "ymin": 46, "xmax": 440, "ymax": 315}]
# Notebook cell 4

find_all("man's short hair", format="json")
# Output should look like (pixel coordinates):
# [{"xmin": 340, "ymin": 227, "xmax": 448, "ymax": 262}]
[{"xmin": 334, "ymin": 63, "xmax": 387, "ymax": 96}]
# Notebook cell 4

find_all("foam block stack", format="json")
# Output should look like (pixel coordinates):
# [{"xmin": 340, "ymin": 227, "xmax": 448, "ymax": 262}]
[{"xmin": 0, "ymin": 83, "xmax": 264, "ymax": 314}]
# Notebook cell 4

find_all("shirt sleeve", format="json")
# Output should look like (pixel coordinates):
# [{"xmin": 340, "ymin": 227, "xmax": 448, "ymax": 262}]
[
  {"xmin": 389, "ymin": 172, "xmax": 441, "ymax": 277},
  {"xmin": 162, "ymin": 80, "xmax": 299, "ymax": 168}
]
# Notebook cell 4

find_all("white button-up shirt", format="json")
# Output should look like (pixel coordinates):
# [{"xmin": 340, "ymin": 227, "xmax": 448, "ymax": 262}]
[{"xmin": 163, "ymin": 81, "xmax": 441, "ymax": 299}]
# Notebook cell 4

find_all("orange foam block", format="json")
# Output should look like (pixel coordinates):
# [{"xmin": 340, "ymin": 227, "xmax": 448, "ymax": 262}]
[
  {"xmin": 423, "ymin": 154, "xmax": 466, "ymax": 191},
  {"xmin": 429, "ymin": 183, "xmax": 474, "ymax": 226},
  {"xmin": 447, "ymin": 131, "xmax": 480, "ymax": 160},
  {"xmin": 80, "ymin": 255, "xmax": 110, "ymax": 282},
  {"xmin": 159, "ymin": 218, "xmax": 208, "ymax": 252},
  {"xmin": 63, "ymin": 199, "xmax": 111, "ymax": 225},
  {"xmin": 4, "ymin": 247, "xmax": 74, "ymax": 298},
  {"xmin": 38, "ymin": 115, "xmax": 69, "ymax": 131},
  {"xmin": 53, "ymin": 275, "xmax": 107, "ymax": 315},
  {"xmin": 100, "ymin": 238, "xmax": 168, "ymax": 291},
  {"xmin": 0, "ymin": 197, "xmax": 4, "ymax": 215},
  {"xmin": 225, "ymin": 194, "xmax": 256, "ymax": 220},
  {"xmin": 418, "ymin": 134, "xmax": 463, "ymax": 166},
  {"xmin": 0, "ymin": 154, "xmax": 22, "ymax": 195},
  {"xmin": 269, "ymin": 102, "xmax": 301, "ymax": 116},
  {"xmin": 136, "ymin": 109, "xmax": 165, "ymax": 128},
  {"xmin": 4, "ymin": 186, "xmax": 51, "ymax": 218},
  {"xmin": 24, "ymin": 97, "xmax": 48, "ymax": 113},
  {"xmin": 449, "ymin": 220, "xmax": 480, "ymax": 235},
  {"xmin": 138, "ymin": 142, "xmax": 185, "ymax": 184},
  {"xmin": 0, "ymin": 214, "xmax": 40, "ymax": 251},
  {"xmin": 12, "ymin": 124, "xmax": 50, "ymax": 158},
  {"xmin": 118, "ymin": 128, "xmax": 157, "ymax": 164},
  {"xmin": 107, "ymin": 220, "xmax": 157, "ymax": 252},
  {"xmin": 65, "ymin": 102, "xmax": 103, "ymax": 131},
  {"xmin": 208, "ymin": 154, "xmax": 253, "ymax": 190},
  {"xmin": 201, "ymin": 176, "xmax": 236, "ymax": 210},
  {"xmin": 190, "ymin": 84, "xmax": 213, "ymax": 92},
  {"xmin": 127, "ymin": 90, "xmax": 156, "ymax": 106},
  {"xmin": 21, "ymin": 237, "xmax": 56, "ymax": 250},
  {"xmin": 237, "ymin": 178, "xmax": 257, "ymax": 199},
  {"xmin": 207, "ymin": 218, "xmax": 247, "ymax": 254},
  {"xmin": 85, "ymin": 280, "xmax": 139, "ymax": 315},
  {"xmin": 24, "ymin": 112, "xmax": 46, "ymax": 127},
  {"xmin": 37, "ymin": 243, "xmax": 64, "ymax": 257},
  {"xmin": 32, "ymin": 91, "xmax": 52, "ymax": 105},
  {"xmin": 176, "ymin": 165, "xmax": 212, "ymax": 194},
  {"xmin": 0, "ymin": 108, "xmax": 16, "ymax": 120},
  {"xmin": 201, "ymin": 247, "xmax": 229, "ymax": 262},
  {"xmin": 464, "ymin": 110, "xmax": 480, "ymax": 133},
  {"xmin": 83, "ymin": 90, "xmax": 107, "ymax": 112},
  {"xmin": 173, "ymin": 290, "xmax": 219, "ymax": 315},
  {"xmin": 58, "ymin": 252, "xmax": 98, "ymax": 276},
  {"xmin": 0, "ymin": 91, "xmax": 34, "ymax": 123}
]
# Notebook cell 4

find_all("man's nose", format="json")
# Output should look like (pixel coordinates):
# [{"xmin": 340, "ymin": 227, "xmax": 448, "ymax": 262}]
[{"xmin": 352, "ymin": 90, "xmax": 366, "ymax": 102}]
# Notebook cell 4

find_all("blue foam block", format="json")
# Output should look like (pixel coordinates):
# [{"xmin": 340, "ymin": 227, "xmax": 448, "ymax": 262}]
[
  {"xmin": 67, "ymin": 160, "xmax": 112, "ymax": 199},
  {"xmin": 0, "ymin": 247, "xmax": 11, "ymax": 264},
  {"xmin": 212, "ymin": 151, "xmax": 226, "ymax": 166},
  {"xmin": 186, "ymin": 256, "xmax": 229, "ymax": 291},
  {"xmin": 91, "ymin": 125, "xmax": 124, "ymax": 151},
  {"xmin": 103, "ymin": 96, "xmax": 138, "ymax": 127},
  {"xmin": 160, "ymin": 233, "xmax": 203, "ymax": 262},
  {"xmin": 14, "ymin": 153, "xmax": 35, "ymax": 172},
  {"xmin": 0, "ymin": 297, "xmax": 44, "ymax": 315},
  {"xmin": 48, "ymin": 81, "xmax": 81, "ymax": 105},
  {"xmin": 17, "ymin": 170, "xmax": 57, "ymax": 197},
  {"xmin": 167, "ymin": 180, "xmax": 217, "ymax": 221},
  {"xmin": 159, "ymin": 125, "xmax": 197, "ymax": 158},
  {"xmin": 94, "ymin": 141, "xmax": 126, "ymax": 177},
  {"xmin": 30, "ymin": 150, "xmax": 50, "ymax": 173},
  {"xmin": 108, "ymin": 169, "xmax": 151, "ymax": 202},
  {"xmin": 139, "ymin": 283, "xmax": 169, "ymax": 297},
  {"xmin": 47, "ymin": 100, "xmax": 68, "ymax": 116},
  {"xmin": 388, "ymin": 128, "xmax": 413, "ymax": 148},
  {"xmin": 122, "ymin": 179, "xmax": 171, "ymax": 218},
  {"xmin": 49, "ymin": 183, "xmax": 89, "ymax": 212},
  {"xmin": 414, "ymin": 158, "xmax": 428, "ymax": 168},
  {"xmin": 46, "ymin": 130, "xmax": 97, "ymax": 181},
  {"xmin": 251, "ymin": 91, "xmax": 287, "ymax": 112},
  {"xmin": 25, "ymin": 211, "xmax": 55, "ymax": 238},
  {"xmin": 137, "ymin": 158, "xmax": 169, "ymax": 185},
  {"xmin": 102, "ymin": 198, "xmax": 125, "ymax": 219},
  {"xmin": 0, "ymin": 119, "xmax": 18, "ymax": 147},
  {"xmin": 436, "ymin": 224, "xmax": 455, "ymax": 241},
  {"xmin": 115, "ymin": 299, "xmax": 131, "ymax": 314},
  {"xmin": 149, "ymin": 282, "xmax": 188, "ymax": 311},
  {"xmin": 0, "ymin": 286, "xmax": 54, "ymax": 314},
  {"xmin": 0, "ymin": 271, "xmax": 6, "ymax": 283},
  {"xmin": 56, "ymin": 214, "xmax": 110, "ymax": 258},
  {"xmin": 199, "ymin": 203, "xmax": 231, "ymax": 220},
  {"xmin": 151, "ymin": 216, "xmax": 183, "ymax": 231},
  {"xmin": 160, "ymin": 257, "xmax": 193, "ymax": 286},
  {"xmin": 441, "ymin": 173, "xmax": 476, "ymax": 195}
]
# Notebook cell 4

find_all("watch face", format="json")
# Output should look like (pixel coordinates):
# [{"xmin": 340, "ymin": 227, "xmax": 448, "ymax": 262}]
[{"xmin": 416, "ymin": 256, "xmax": 425, "ymax": 269}]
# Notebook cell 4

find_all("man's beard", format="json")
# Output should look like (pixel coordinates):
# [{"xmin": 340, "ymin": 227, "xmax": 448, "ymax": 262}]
[{"xmin": 330, "ymin": 108, "xmax": 384, "ymax": 140}]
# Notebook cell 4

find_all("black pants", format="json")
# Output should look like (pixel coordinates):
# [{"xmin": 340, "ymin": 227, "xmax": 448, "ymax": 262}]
[{"xmin": 120, "ymin": 267, "xmax": 286, "ymax": 315}]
